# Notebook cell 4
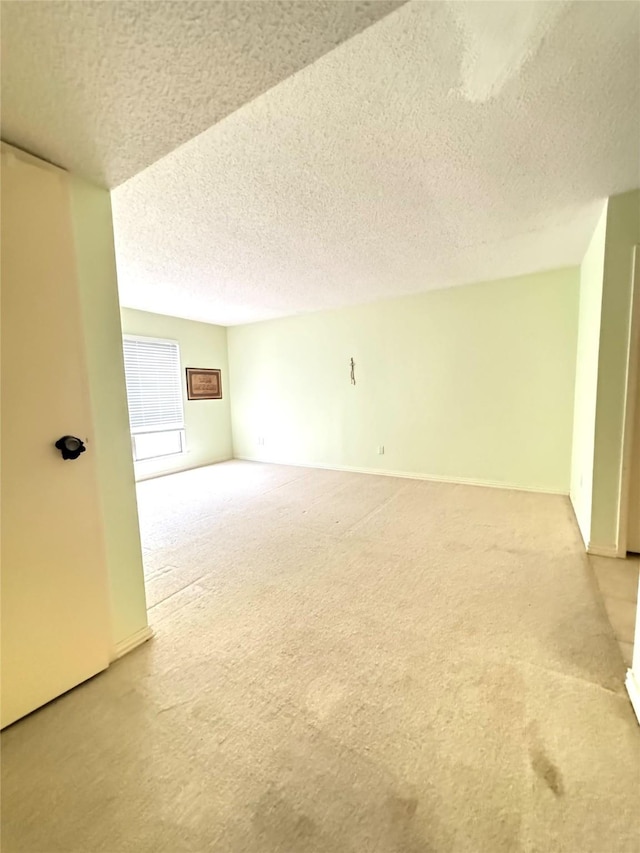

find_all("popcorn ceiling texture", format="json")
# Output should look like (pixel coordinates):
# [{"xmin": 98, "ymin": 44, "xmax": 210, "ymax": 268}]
[
  {"xmin": 452, "ymin": 2, "xmax": 566, "ymax": 103},
  {"xmin": 0, "ymin": 0, "xmax": 404, "ymax": 187},
  {"xmin": 110, "ymin": 0, "xmax": 640, "ymax": 325},
  {"xmin": 4, "ymin": 1, "xmax": 639, "ymax": 325}
]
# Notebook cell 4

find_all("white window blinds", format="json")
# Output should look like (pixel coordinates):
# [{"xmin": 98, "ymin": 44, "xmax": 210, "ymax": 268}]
[{"xmin": 123, "ymin": 336, "xmax": 184, "ymax": 434}]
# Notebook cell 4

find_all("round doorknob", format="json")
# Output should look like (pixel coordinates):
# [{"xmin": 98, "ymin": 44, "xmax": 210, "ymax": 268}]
[{"xmin": 54, "ymin": 435, "xmax": 86, "ymax": 460}]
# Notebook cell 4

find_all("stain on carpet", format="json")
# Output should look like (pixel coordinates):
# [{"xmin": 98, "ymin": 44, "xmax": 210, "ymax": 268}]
[{"xmin": 527, "ymin": 722, "xmax": 564, "ymax": 797}]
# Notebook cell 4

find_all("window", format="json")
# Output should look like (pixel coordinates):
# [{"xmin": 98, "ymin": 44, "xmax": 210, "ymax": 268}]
[{"xmin": 122, "ymin": 335, "xmax": 185, "ymax": 462}]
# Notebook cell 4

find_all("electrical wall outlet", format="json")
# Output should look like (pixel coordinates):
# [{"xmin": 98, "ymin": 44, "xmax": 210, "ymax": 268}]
[
  {"xmin": 377, "ymin": 445, "xmax": 384, "ymax": 455},
  {"xmin": 257, "ymin": 436, "xmax": 265, "ymax": 446}
]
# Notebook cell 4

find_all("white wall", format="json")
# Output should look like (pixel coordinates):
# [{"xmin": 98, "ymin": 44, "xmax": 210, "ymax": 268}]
[
  {"xmin": 229, "ymin": 268, "xmax": 579, "ymax": 493},
  {"xmin": 71, "ymin": 178, "xmax": 149, "ymax": 653},
  {"xmin": 570, "ymin": 203, "xmax": 608, "ymax": 544},
  {"xmin": 120, "ymin": 309, "xmax": 232, "ymax": 479},
  {"xmin": 591, "ymin": 190, "xmax": 640, "ymax": 552},
  {"xmin": 569, "ymin": 190, "xmax": 640, "ymax": 554}
]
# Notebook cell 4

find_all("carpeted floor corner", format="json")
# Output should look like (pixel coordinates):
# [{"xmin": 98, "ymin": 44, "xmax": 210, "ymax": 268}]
[{"xmin": 2, "ymin": 461, "xmax": 638, "ymax": 852}]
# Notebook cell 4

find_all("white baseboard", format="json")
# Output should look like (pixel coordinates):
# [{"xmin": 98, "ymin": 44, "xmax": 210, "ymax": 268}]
[
  {"xmin": 586, "ymin": 543, "xmax": 621, "ymax": 558},
  {"xmin": 568, "ymin": 496, "xmax": 625, "ymax": 558},
  {"xmin": 625, "ymin": 668, "xmax": 640, "ymax": 724},
  {"xmin": 234, "ymin": 456, "xmax": 568, "ymax": 496},
  {"xmin": 112, "ymin": 625, "xmax": 153, "ymax": 661}
]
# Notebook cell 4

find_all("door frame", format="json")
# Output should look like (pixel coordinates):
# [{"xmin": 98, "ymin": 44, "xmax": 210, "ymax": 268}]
[{"xmin": 617, "ymin": 244, "xmax": 640, "ymax": 556}]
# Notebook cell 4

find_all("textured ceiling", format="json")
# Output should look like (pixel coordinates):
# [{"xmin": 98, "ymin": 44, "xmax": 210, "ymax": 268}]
[
  {"xmin": 112, "ymin": 0, "xmax": 640, "ymax": 326},
  {"xmin": 0, "ymin": 0, "xmax": 404, "ymax": 187}
]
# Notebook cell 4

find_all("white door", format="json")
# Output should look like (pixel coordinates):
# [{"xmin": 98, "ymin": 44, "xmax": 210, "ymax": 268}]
[{"xmin": 1, "ymin": 146, "xmax": 111, "ymax": 728}]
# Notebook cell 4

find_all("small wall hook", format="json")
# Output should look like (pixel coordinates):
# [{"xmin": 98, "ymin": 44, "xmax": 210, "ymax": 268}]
[
  {"xmin": 350, "ymin": 357, "xmax": 356, "ymax": 386},
  {"xmin": 54, "ymin": 435, "xmax": 86, "ymax": 460}
]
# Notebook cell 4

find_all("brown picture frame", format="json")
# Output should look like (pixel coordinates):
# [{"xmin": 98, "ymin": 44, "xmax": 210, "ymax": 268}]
[{"xmin": 185, "ymin": 368, "xmax": 222, "ymax": 400}]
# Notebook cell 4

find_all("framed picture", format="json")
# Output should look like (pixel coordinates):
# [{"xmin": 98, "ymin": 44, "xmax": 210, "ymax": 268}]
[{"xmin": 185, "ymin": 368, "xmax": 222, "ymax": 400}]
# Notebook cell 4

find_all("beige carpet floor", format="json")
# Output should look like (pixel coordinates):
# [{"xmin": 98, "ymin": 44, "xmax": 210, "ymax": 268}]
[{"xmin": 2, "ymin": 461, "xmax": 639, "ymax": 853}]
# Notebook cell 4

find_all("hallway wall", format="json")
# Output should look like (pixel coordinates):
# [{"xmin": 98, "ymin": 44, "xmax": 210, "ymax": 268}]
[{"xmin": 71, "ymin": 178, "xmax": 148, "ymax": 653}]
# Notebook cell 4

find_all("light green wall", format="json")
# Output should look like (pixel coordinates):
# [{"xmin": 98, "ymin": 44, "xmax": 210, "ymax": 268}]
[
  {"xmin": 70, "ymin": 177, "xmax": 148, "ymax": 653},
  {"xmin": 120, "ymin": 308, "xmax": 232, "ymax": 479},
  {"xmin": 591, "ymin": 190, "xmax": 640, "ymax": 550},
  {"xmin": 570, "ymin": 203, "xmax": 608, "ymax": 543},
  {"xmin": 229, "ymin": 268, "xmax": 579, "ymax": 493}
]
